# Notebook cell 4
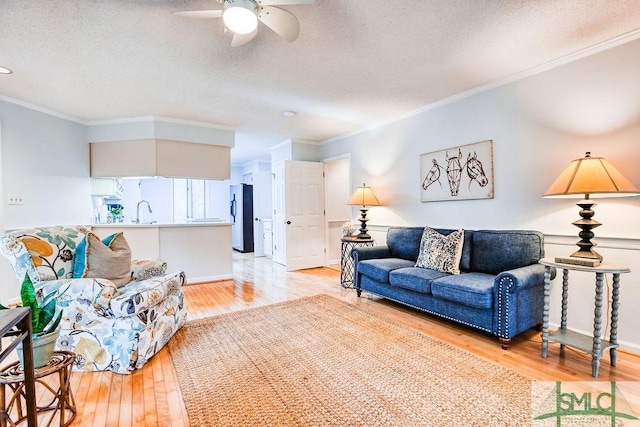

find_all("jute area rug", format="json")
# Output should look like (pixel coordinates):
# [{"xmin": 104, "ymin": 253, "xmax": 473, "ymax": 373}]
[{"xmin": 168, "ymin": 294, "xmax": 532, "ymax": 426}]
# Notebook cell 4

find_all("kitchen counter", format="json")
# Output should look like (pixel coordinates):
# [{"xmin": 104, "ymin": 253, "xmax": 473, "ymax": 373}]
[
  {"xmin": 91, "ymin": 222, "xmax": 232, "ymax": 283},
  {"xmin": 92, "ymin": 221, "xmax": 231, "ymax": 228}
]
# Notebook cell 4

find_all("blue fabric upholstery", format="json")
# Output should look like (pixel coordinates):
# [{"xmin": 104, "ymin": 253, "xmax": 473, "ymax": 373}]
[
  {"xmin": 358, "ymin": 258, "xmax": 415, "ymax": 283},
  {"xmin": 389, "ymin": 267, "xmax": 448, "ymax": 294},
  {"xmin": 353, "ymin": 226, "xmax": 555, "ymax": 347},
  {"xmin": 360, "ymin": 275, "xmax": 494, "ymax": 333},
  {"xmin": 470, "ymin": 230, "xmax": 544, "ymax": 275},
  {"xmin": 386, "ymin": 227, "xmax": 424, "ymax": 261},
  {"xmin": 431, "ymin": 272, "xmax": 495, "ymax": 309},
  {"xmin": 352, "ymin": 246, "xmax": 392, "ymax": 263}
]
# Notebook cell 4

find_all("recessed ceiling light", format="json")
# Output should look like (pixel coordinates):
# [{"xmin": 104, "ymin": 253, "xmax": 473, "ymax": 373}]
[
  {"xmin": 283, "ymin": 111, "xmax": 297, "ymax": 117},
  {"xmin": 0, "ymin": 66, "xmax": 12, "ymax": 74}
]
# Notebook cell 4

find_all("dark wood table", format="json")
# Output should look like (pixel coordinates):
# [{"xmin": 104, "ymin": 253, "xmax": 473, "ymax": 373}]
[{"xmin": 0, "ymin": 308, "xmax": 37, "ymax": 426}]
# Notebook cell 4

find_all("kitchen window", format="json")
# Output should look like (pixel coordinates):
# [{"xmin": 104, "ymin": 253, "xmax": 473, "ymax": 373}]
[{"xmin": 173, "ymin": 179, "xmax": 209, "ymax": 221}]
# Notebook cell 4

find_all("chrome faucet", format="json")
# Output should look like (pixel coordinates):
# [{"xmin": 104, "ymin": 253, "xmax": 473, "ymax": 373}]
[{"xmin": 135, "ymin": 200, "xmax": 152, "ymax": 224}]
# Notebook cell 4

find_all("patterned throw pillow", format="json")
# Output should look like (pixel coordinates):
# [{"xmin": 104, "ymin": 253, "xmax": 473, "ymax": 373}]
[
  {"xmin": 73, "ymin": 233, "xmax": 118, "ymax": 279},
  {"xmin": 0, "ymin": 226, "xmax": 85, "ymax": 282},
  {"xmin": 130, "ymin": 259, "xmax": 168, "ymax": 281},
  {"xmin": 81, "ymin": 232, "xmax": 132, "ymax": 288},
  {"xmin": 415, "ymin": 227, "xmax": 465, "ymax": 274}
]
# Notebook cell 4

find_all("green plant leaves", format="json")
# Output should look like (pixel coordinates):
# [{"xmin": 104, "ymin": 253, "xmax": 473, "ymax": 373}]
[
  {"xmin": 19, "ymin": 274, "xmax": 59, "ymax": 335},
  {"xmin": 0, "ymin": 274, "xmax": 63, "ymax": 335}
]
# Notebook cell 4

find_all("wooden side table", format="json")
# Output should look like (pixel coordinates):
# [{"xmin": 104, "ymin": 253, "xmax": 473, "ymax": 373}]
[
  {"xmin": 0, "ymin": 308, "xmax": 37, "ymax": 427},
  {"xmin": 340, "ymin": 236, "xmax": 374, "ymax": 288},
  {"xmin": 539, "ymin": 258, "xmax": 630, "ymax": 378},
  {"xmin": 0, "ymin": 351, "xmax": 76, "ymax": 426}
]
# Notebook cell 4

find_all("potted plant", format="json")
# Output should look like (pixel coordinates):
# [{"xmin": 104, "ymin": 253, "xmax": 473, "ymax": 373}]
[
  {"xmin": 109, "ymin": 207, "xmax": 123, "ymax": 223},
  {"xmin": 0, "ymin": 274, "xmax": 63, "ymax": 368}
]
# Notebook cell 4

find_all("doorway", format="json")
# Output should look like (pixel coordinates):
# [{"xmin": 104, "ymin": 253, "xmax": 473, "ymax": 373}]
[{"xmin": 323, "ymin": 155, "xmax": 351, "ymax": 268}]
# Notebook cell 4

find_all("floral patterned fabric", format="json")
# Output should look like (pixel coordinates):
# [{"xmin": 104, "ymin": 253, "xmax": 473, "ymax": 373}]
[
  {"xmin": 1, "ymin": 226, "xmax": 85, "ymax": 283},
  {"xmin": 1, "ymin": 226, "xmax": 188, "ymax": 374},
  {"xmin": 415, "ymin": 226, "xmax": 465, "ymax": 274},
  {"xmin": 130, "ymin": 258, "xmax": 168, "ymax": 281}
]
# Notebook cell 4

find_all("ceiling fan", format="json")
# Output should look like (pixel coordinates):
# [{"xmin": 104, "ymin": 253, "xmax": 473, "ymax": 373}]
[{"xmin": 173, "ymin": 0, "xmax": 315, "ymax": 47}]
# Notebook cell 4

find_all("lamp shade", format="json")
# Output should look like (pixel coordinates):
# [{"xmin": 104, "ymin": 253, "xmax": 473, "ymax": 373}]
[
  {"xmin": 543, "ymin": 152, "xmax": 639, "ymax": 265},
  {"xmin": 347, "ymin": 184, "xmax": 381, "ymax": 207},
  {"xmin": 543, "ymin": 152, "xmax": 640, "ymax": 199}
]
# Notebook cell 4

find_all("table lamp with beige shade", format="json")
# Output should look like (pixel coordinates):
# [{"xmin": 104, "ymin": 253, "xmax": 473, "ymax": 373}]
[
  {"xmin": 347, "ymin": 183, "xmax": 381, "ymax": 239},
  {"xmin": 543, "ymin": 152, "xmax": 640, "ymax": 266}
]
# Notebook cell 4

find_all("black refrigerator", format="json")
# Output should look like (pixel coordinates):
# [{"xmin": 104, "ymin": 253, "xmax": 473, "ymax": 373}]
[{"xmin": 230, "ymin": 184, "xmax": 254, "ymax": 252}]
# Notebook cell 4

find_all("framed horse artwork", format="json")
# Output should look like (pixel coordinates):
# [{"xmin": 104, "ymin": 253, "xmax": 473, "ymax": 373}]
[{"xmin": 420, "ymin": 140, "xmax": 494, "ymax": 202}]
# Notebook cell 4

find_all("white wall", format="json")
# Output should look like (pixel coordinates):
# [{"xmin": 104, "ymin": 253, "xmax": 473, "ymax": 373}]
[
  {"xmin": 291, "ymin": 139, "xmax": 322, "ymax": 162},
  {"xmin": 321, "ymin": 38, "xmax": 640, "ymax": 352},
  {"xmin": 270, "ymin": 139, "xmax": 323, "ymax": 163},
  {"xmin": 0, "ymin": 100, "xmax": 90, "ymax": 303},
  {"xmin": 139, "ymin": 178, "xmax": 173, "ymax": 223},
  {"xmin": 207, "ymin": 180, "xmax": 233, "ymax": 221},
  {"xmin": 0, "ymin": 100, "xmax": 91, "ymax": 227}
]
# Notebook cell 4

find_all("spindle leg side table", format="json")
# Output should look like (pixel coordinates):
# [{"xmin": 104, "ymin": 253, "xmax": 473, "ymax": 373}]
[{"xmin": 539, "ymin": 258, "xmax": 630, "ymax": 378}]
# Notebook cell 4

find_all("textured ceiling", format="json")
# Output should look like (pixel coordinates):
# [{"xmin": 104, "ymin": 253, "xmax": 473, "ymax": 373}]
[{"xmin": 2, "ymin": 0, "xmax": 640, "ymax": 165}]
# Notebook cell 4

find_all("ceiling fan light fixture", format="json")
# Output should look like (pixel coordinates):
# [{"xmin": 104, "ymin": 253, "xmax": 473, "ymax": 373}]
[{"xmin": 223, "ymin": 0, "xmax": 258, "ymax": 35}]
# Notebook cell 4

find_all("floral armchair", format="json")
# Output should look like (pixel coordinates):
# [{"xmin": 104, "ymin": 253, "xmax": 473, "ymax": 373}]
[{"xmin": 0, "ymin": 226, "xmax": 188, "ymax": 374}]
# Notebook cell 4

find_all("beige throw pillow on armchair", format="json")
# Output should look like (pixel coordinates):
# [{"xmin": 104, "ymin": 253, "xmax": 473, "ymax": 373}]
[{"xmin": 82, "ymin": 231, "xmax": 132, "ymax": 288}]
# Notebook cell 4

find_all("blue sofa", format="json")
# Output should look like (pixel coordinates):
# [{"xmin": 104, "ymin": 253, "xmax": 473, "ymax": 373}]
[{"xmin": 353, "ymin": 227, "xmax": 554, "ymax": 349}]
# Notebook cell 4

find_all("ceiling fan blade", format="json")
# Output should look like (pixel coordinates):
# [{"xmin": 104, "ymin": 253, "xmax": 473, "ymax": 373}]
[
  {"xmin": 172, "ymin": 10, "xmax": 224, "ymax": 19},
  {"xmin": 257, "ymin": 6, "xmax": 300, "ymax": 42},
  {"xmin": 256, "ymin": 0, "xmax": 315, "ymax": 5},
  {"xmin": 231, "ymin": 28, "xmax": 258, "ymax": 47}
]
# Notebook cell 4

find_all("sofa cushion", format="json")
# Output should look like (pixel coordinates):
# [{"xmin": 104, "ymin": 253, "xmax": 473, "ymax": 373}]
[
  {"xmin": 358, "ymin": 258, "xmax": 415, "ymax": 283},
  {"xmin": 386, "ymin": 227, "xmax": 425, "ymax": 261},
  {"xmin": 389, "ymin": 267, "xmax": 448, "ymax": 294},
  {"xmin": 470, "ymin": 230, "xmax": 544, "ymax": 275},
  {"xmin": 415, "ymin": 227, "xmax": 464, "ymax": 274},
  {"xmin": 431, "ymin": 272, "xmax": 495, "ymax": 309}
]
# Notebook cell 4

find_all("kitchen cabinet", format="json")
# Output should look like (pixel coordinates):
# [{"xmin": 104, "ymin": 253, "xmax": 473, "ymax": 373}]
[
  {"xmin": 90, "ymin": 139, "xmax": 231, "ymax": 180},
  {"xmin": 90, "ymin": 178, "xmax": 123, "ymax": 197}
]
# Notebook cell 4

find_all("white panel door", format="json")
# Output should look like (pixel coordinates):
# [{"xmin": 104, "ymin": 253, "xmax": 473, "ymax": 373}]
[{"xmin": 285, "ymin": 160, "xmax": 325, "ymax": 271}]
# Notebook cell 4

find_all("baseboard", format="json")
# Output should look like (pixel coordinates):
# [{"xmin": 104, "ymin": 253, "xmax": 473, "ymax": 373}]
[{"xmin": 186, "ymin": 274, "xmax": 233, "ymax": 284}]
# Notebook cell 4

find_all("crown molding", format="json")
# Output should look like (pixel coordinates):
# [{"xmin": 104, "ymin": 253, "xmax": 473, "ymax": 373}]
[
  {"xmin": 87, "ymin": 115, "xmax": 234, "ymax": 131},
  {"xmin": 0, "ymin": 94, "xmax": 86, "ymax": 124},
  {"xmin": 322, "ymin": 28, "xmax": 640, "ymax": 146}
]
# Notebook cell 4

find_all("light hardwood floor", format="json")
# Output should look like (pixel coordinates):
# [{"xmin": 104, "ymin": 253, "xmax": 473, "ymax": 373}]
[{"xmin": 44, "ymin": 253, "xmax": 640, "ymax": 425}]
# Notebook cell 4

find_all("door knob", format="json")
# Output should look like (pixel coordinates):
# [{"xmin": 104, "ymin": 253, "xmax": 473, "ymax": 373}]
[{"xmin": 286, "ymin": 221, "xmax": 292, "ymax": 225}]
